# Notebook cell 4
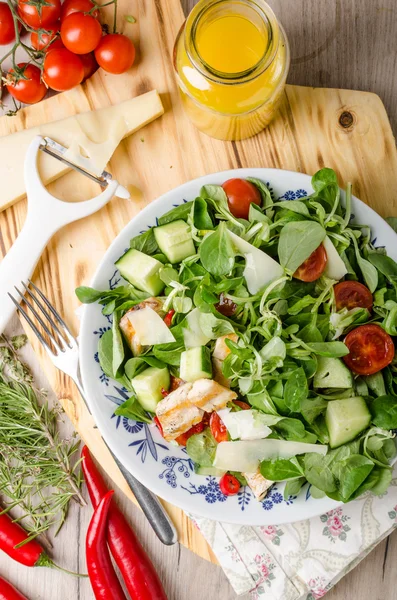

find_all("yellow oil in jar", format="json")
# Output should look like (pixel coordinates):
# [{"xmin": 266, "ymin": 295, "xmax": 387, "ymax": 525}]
[
  {"xmin": 196, "ymin": 15, "xmax": 267, "ymax": 74},
  {"xmin": 174, "ymin": 0, "xmax": 290, "ymax": 141}
]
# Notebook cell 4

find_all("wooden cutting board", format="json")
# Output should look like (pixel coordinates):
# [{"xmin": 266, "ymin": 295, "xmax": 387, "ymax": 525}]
[{"xmin": 0, "ymin": 0, "xmax": 397, "ymax": 565}]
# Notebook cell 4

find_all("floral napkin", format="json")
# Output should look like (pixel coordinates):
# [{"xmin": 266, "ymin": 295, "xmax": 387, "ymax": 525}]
[{"xmin": 189, "ymin": 466, "xmax": 397, "ymax": 598}]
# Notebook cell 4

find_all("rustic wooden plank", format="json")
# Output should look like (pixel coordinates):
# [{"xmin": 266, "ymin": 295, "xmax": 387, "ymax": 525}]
[{"xmin": 1, "ymin": 0, "xmax": 397, "ymax": 589}]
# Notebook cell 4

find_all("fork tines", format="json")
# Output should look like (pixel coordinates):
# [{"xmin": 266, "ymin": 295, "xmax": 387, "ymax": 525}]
[{"xmin": 8, "ymin": 281, "xmax": 76, "ymax": 356}]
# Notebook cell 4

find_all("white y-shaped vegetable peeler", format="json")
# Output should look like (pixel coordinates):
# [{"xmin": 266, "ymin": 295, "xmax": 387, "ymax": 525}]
[{"xmin": 0, "ymin": 135, "xmax": 130, "ymax": 334}]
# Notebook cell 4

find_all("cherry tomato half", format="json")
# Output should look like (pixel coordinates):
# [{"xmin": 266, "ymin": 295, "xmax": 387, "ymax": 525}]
[
  {"xmin": 219, "ymin": 473, "xmax": 240, "ymax": 496},
  {"xmin": 294, "ymin": 243, "xmax": 327, "ymax": 282},
  {"xmin": 343, "ymin": 324, "xmax": 395, "ymax": 375},
  {"xmin": 94, "ymin": 33, "xmax": 136, "ymax": 74},
  {"xmin": 61, "ymin": 0, "xmax": 99, "ymax": 21},
  {"xmin": 31, "ymin": 26, "xmax": 63, "ymax": 51},
  {"xmin": 61, "ymin": 12, "xmax": 102, "ymax": 54},
  {"xmin": 43, "ymin": 47, "xmax": 84, "ymax": 91},
  {"xmin": 6, "ymin": 63, "xmax": 47, "ymax": 104},
  {"xmin": 0, "ymin": 2, "xmax": 19, "ymax": 45},
  {"xmin": 334, "ymin": 280, "xmax": 373, "ymax": 312},
  {"xmin": 18, "ymin": 0, "xmax": 60, "ymax": 28},
  {"xmin": 210, "ymin": 412, "xmax": 228, "ymax": 443},
  {"xmin": 233, "ymin": 400, "xmax": 251, "ymax": 410},
  {"xmin": 175, "ymin": 419, "xmax": 208, "ymax": 446},
  {"xmin": 222, "ymin": 178, "xmax": 261, "ymax": 220},
  {"xmin": 79, "ymin": 51, "xmax": 98, "ymax": 80}
]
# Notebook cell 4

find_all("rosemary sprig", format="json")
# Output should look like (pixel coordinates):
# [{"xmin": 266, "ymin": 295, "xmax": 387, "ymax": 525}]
[{"xmin": 0, "ymin": 335, "xmax": 85, "ymax": 543}]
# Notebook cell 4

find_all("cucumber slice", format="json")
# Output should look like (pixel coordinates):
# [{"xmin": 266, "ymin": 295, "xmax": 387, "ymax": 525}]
[
  {"xmin": 314, "ymin": 357, "xmax": 353, "ymax": 389},
  {"xmin": 154, "ymin": 220, "xmax": 195, "ymax": 264},
  {"xmin": 325, "ymin": 396, "xmax": 371, "ymax": 448},
  {"xmin": 180, "ymin": 346, "xmax": 212, "ymax": 382},
  {"xmin": 131, "ymin": 366, "xmax": 170, "ymax": 412},
  {"xmin": 194, "ymin": 465, "xmax": 225, "ymax": 477},
  {"xmin": 115, "ymin": 248, "xmax": 164, "ymax": 296}
]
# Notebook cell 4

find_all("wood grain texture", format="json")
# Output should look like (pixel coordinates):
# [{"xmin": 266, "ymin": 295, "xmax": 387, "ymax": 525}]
[{"xmin": 0, "ymin": 0, "xmax": 397, "ymax": 598}]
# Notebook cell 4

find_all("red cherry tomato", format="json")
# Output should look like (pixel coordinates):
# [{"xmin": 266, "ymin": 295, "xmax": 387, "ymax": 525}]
[
  {"xmin": 215, "ymin": 293, "xmax": 237, "ymax": 317},
  {"xmin": 31, "ymin": 26, "xmax": 63, "ymax": 51},
  {"xmin": 0, "ymin": 2, "xmax": 19, "ymax": 45},
  {"xmin": 61, "ymin": 12, "xmax": 102, "ymax": 54},
  {"xmin": 94, "ymin": 33, "xmax": 135, "ymax": 74},
  {"xmin": 334, "ymin": 280, "xmax": 373, "ymax": 312},
  {"xmin": 61, "ymin": 0, "xmax": 99, "ymax": 21},
  {"xmin": 175, "ymin": 420, "xmax": 207, "ymax": 446},
  {"xmin": 18, "ymin": 0, "xmax": 60, "ymax": 28},
  {"xmin": 210, "ymin": 412, "xmax": 228, "ymax": 443},
  {"xmin": 222, "ymin": 178, "xmax": 261, "ymax": 220},
  {"xmin": 219, "ymin": 473, "xmax": 240, "ymax": 496},
  {"xmin": 6, "ymin": 63, "xmax": 47, "ymax": 104},
  {"xmin": 79, "ymin": 51, "xmax": 98, "ymax": 80},
  {"xmin": 43, "ymin": 47, "xmax": 83, "ymax": 91},
  {"xmin": 163, "ymin": 309, "xmax": 175, "ymax": 328},
  {"xmin": 343, "ymin": 324, "xmax": 395, "ymax": 375},
  {"xmin": 233, "ymin": 400, "xmax": 251, "ymax": 410},
  {"xmin": 294, "ymin": 243, "xmax": 327, "ymax": 282}
]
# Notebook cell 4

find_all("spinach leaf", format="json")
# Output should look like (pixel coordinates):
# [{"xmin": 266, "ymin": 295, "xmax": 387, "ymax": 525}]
[
  {"xmin": 349, "ymin": 235, "xmax": 378, "ymax": 292},
  {"xmin": 370, "ymin": 394, "xmax": 397, "ymax": 429},
  {"xmin": 112, "ymin": 313, "xmax": 125, "ymax": 376},
  {"xmin": 158, "ymin": 201, "xmax": 193, "ymax": 225},
  {"xmin": 274, "ymin": 418, "xmax": 317, "ymax": 444},
  {"xmin": 284, "ymin": 367, "xmax": 308, "ymax": 412},
  {"xmin": 284, "ymin": 477, "xmax": 307, "ymax": 499},
  {"xmin": 115, "ymin": 396, "xmax": 152, "ymax": 423},
  {"xmin": 333, "ymin": 455, "xmax": 374, "ymax": 501},
  {"xmin": 368, "ymin": 253, "xmax": 397, "ymax": 290},
  {"xmin": 247, "ymin": 383, "xmax": 279, "ymax": 416},
  {"xmin": 125, "ymin": 356, "xmax": 165, "ymax": 380},
  {"xmin": 278, "ymin": 221, "xmax": 326, "ymax": 273},
  {"xmin": 213, "ymin": 277, "xmax": 244, "ymax": 293},
  {"xmin": 305, "ymin": 341, "xmax": 349, "ymax": 357},
  {"xmin": 260, "ymin": 457, "xmax": 304, "ymax": 481},
  {"xmin": 199, "ymin": 223, "xmax": 235, "ymax": 276},
  {"xmin": 200, "ymin": 184, "xmax": 228, "ymax": 204},
  {"xmin": 288, "ymin": 295, "xmax": 317, "ymax": 315},
  {"xmin": 349, "ymin": 466, "xmax": 392, "ymax": 500},
  {"xmin": 246, "ymin": 177, "xmax": 273, "ymax": 208},
  {"xmin": 98, "ymin": 329, "xmax": 115, "ymax": 378},
  {"xmin": 129, "ymin": 228, "xmax": 159, "ymax": 254},
  {"xmin": 383, "ymin": 306, "xmax": 397, "ymax": 335},
  {"xmin": 186, "ymin": 429, "xmax": 217, "ymax": 467},
  {"xmin": 311, "ymin": 168, "xmax": 339, "ymax": 207},
  {"xmin": 304, "ymin": 453, "xmax": 336, "ymax": 492},
  {"xmin": 193, "ymin": 198, "xmax": 214, "ymax": 230},
  {"xmin": 274, "ymin": 201, "xmax": 310, "ymax": 216},
  {"xmin": 75, "ymin": 286, "xmax": 108, "ymax": 304},
  {"xmin": 300, "ymin": 396, "xmax": 328, "ymax": 424}
]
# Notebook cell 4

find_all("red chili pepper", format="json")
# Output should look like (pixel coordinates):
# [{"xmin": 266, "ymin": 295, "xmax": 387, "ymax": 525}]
[
  {"xmin": 86, "ymin": 490, "xmax": 127, "ymax": 600},
  {"xmin": 219, "ymin": 474, "xmax": 241, "ymax": 496},
  {"xmin": 0, "ymin": 576, "xmax": 29, "ymax": 600},
  {"xmin": 0, "ymin": 511, "xmax": 50, "ymax": 568},
  {"xmin": 233, "ymin": 400, "xmax": 251, "ymax": 411},
  {"xmin": 82, "ymin": 446, "xmax": 167, "ymax": 600},
  {"xmin": 163, "ymin": 309, "xmax": 175, "ymax": 327},
  {"xmin": 154, "ymin": 415, "xmax": 164, "ymax": 436},
  {"xmin": 160, "ymin": 387, "xmax": 169, "ymax": 398}
]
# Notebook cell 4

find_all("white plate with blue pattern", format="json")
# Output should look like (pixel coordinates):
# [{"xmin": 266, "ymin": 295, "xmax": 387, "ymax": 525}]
[{"xmin": 79, "ymin": 168, "xmax": 397, "ymax": 525}]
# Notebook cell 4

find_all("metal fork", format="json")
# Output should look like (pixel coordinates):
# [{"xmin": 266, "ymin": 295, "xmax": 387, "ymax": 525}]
[{"xmin": 9, "ymin": 280, "xmax": 178, "ymax": 546}]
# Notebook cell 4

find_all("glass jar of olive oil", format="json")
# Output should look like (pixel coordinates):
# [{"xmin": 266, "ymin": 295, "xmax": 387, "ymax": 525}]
[{"xmin": 173, "ymin": 0, "xmax": 290, "ymax": 141}]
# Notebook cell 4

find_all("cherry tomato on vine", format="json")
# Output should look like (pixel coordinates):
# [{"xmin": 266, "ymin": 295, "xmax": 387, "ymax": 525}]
[
  {"xmin": 210, "ymin": 412, "xmax": 228, "ymax": 443},
  {"xmin": 222, "ymin": 178, "xmax": 261, "ymax": 220},
  {"xmin": 31, "ymin": 26, "xmax": 63, "ymax": 51},
  {"xmin": 60, "ymin": 0, "xmax": 99, "ymax": 21},
  {"xmin": 219, "ymin": 473, "xmax": 241, "ymax": 496},
  {"xmin": 6, "ymin": 63, "xmax": 47, "ymax": 104},
  {"xmin": 61, "ymin": 12, "xmax": 102, "ymax": 54},
  {"xmin": 0, "ymin": 2, "xmax": 19, "ymax": 45},
  {"xmin": 294, "ymin": 243, "xmax": 327, "ymax": 282},
  {"xmin": 334, "ymin": 280, "xmax": 373, "ymax": 312},
  {"xmin": 43, "ymin": 47, "xmax": 83, "ymax": 91},
  {"xmin": 343, "ymin": 324, "xmax": 394, "ymax": 375},
  {"xmin": 79, "ymin": 51, "xmax": 98, "ymax": 80},
  {"xmin": 94, "ymin": 34, "xmax": 135, "ymax": 74},
  {"xmin": 18, "ymin": 0, "xmax": 61, "ymax": 28}
]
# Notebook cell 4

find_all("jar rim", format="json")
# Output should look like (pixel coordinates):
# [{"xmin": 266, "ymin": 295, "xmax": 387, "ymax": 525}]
[{"xmin": 185, "ymin": 0, "xmax": 280, "ymax": 85}]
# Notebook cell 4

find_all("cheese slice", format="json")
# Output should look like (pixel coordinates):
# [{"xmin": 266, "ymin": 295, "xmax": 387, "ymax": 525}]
[{"xmin": 0, "ymin": 90, "xmax": 164, "ymax": 211}]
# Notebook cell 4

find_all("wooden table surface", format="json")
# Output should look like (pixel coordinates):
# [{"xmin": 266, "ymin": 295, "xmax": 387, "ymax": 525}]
[{"xmin": 3, "ymin": 0, "xmax": 397, "ymax": 598}]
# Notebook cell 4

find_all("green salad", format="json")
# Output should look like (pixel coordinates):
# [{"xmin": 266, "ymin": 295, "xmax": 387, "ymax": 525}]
[{"xmin": 77, "ymin": 168, "xmax": 397, "ymax": 503}]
